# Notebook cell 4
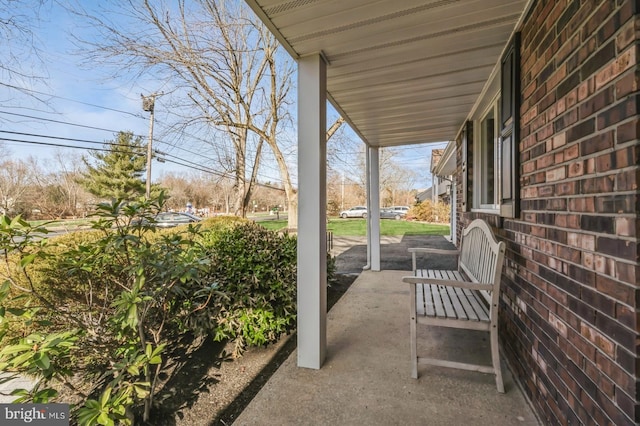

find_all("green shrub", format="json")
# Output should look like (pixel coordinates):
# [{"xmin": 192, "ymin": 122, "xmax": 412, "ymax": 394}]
[
  {"xmin": 1, "ymin": 206, "xmax": 303, "ymax": 422},
  {"xmin": 206, "ymin": 221, "xmax": 297, "ymax": 355}
]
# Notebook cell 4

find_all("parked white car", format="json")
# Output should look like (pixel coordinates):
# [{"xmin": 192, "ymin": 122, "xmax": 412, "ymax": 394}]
[
  {"xmin": 389, "ymin": 206, "xmax": 410, "ymax": 214},
  {"xmin": 339, "ymin": 206, "xmax": 368, "ymax": 218}
]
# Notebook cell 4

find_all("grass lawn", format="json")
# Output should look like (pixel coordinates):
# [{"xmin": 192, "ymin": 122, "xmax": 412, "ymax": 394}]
[
  {"xmin": 29, "ymin": 218, "xmax": 96, "ymax": 228},
  {"xmin": 258, "ymin": 218, "xmax": 449, "ymax": 236}
]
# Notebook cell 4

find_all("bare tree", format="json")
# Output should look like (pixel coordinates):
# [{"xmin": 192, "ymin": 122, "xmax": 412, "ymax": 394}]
[
  {"xmin": 72, "ymin": 1, "xmax": 285, "ymax": 218},
  {"xmin": 73, "ymin": 0, "xmax": 348, "ymax": 230},
  {"xmin": 0, "ymin": 0, "xmax": 51, "ymax": 102},
  {"xmin": 29, "ymin": 152, "xmax": 89, "ymax": 218},
  {"xmin": 0, "ymin": 158, "xmax": 33, "ymax": 216},
  {"xmin": 350, "ymin": 146, "xmax": 417, "ymax": 207}
]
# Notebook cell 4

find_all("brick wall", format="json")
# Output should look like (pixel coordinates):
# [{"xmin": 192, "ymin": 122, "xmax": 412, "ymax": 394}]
[{"xmin": 456, "ymin": 0, "xmax": 640, "ymax": 423}]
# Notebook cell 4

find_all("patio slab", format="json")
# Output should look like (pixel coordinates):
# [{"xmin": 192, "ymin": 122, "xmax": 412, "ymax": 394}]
[{"xmin": 234, "ymin": 270, "xmax": 540, "ymax": 426}]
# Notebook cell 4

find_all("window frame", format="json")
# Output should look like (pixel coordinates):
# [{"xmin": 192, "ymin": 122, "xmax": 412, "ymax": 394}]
[
  {"xmin": 463, "ymin": 32, "xmax": 520, "ymax": 218},
  {"xmin": 473, "ymin": 97, "xmax": 501, "ymax": 212}
]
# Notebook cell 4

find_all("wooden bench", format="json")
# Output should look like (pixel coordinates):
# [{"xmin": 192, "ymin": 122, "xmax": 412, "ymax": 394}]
[{"xmin": 402, "ymin": 219, "xmax": 506, "ymax": 392}]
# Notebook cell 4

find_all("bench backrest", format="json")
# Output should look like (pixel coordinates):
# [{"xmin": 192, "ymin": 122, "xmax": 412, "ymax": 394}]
[{"xmin": 459, "ymin": 219, "xmax": 506, "ymax": 297}]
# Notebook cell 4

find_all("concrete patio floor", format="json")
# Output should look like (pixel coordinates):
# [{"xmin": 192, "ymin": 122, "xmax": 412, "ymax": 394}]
[{"xmin": 234, "ymin": 269, "xmax": 541, "ymax": 426}]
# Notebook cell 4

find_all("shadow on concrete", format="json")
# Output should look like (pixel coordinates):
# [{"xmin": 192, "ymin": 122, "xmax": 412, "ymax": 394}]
[{"xmin": 334, "ymin": 234, "xmax": 457, "ymax": 274}]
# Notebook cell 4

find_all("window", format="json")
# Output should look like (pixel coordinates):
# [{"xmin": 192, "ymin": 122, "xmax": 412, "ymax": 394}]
[
  {"xmin": 499, "ymin": 33, "xmax": 520, "ymax": 218},
  {"xmin": 476, "ymin": 101, "xmax": 499, "ymax": 209},
  {"xmin": 462, "ymin": 33, "xmax": 520, "ymax": 218}
]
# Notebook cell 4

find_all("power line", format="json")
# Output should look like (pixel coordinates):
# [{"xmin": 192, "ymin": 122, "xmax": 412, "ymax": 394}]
[
  {"xmin": 0, "ymin": 110, "xmax": 128, "ymax": 134},
  {"xmin": 1, "ymin": 130, "xmax": 110, "ymax": 147},
  {"xmin": 0, "ymin": 110, "xmax": 227, "ymax": 166},
  {"xmin": 0, "ymin": 83, "xmax": 147, "ymax": 119},
  {"xmin": 0, "ymin": 136, "xmax": 130, "ymax": 153},
  {"xmin": 1, "ymin": 135, "xmax": 287, "ymax": 192}
]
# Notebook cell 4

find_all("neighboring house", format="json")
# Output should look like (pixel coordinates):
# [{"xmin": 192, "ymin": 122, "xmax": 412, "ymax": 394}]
[
  {"xmin": 432, "ymin": 142, "xmax": 457, "ymax": 238},
  {"xmin": 414, "ymin": 188, "xmax": 432, "ymax": 203},
  {"xmin": 247, "ymin": 1, "xmax": 640, "ymax": 424},
  {"xmin": 430, "ymin": 148, "xmax": 452, "ymax": 204}
]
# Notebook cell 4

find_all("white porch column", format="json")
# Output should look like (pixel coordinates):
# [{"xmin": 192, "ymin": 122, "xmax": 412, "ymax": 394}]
[
  {"xmin": 364, "ymin": 147, "xmax": 371, "ymax": 269},
  {"xmin": 297, "ymin": 53, "xmax": 327, "ymax": 369},
  {"xmin": 369, "ymin": 146, "xmax": 381, "ymax": 271}
]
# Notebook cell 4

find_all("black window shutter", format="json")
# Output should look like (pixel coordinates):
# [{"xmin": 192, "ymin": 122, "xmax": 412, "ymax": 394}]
[
  {"xmin": 500, "ymin": 33, "xmax": 520, "ymax": 218},
  {"xmin": 461, "ymin": 120, "xmax": 473, "ymax": 212}
]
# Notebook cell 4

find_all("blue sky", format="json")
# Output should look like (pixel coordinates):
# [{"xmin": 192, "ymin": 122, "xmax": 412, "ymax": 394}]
[
  {"xmin": 1, "ymin": 1, "xmax": 443, "ymax": 189},
  {"xmin": 1, "ymin": 3, "xmax": 168, "ymax": 174}
]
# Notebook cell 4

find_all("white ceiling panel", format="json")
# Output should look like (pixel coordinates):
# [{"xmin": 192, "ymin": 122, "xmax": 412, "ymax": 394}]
[{"xmin": 245, "ymin": 0, "xmax": 529, "ymax": 147}]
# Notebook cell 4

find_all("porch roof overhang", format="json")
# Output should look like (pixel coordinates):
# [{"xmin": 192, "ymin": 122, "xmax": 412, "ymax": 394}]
[{"xmin": 244, "ymin": 0, "xmax": 530, "ymax": 148}]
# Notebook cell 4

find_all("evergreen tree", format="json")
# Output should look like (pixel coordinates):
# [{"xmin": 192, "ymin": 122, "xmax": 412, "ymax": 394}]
[{"xmin": 78, "ymin": 132, "xmax": 147, "ymax": 201}]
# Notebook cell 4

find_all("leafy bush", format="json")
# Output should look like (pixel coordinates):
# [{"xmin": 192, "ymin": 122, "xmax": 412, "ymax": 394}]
[
  {"xmin": 406, "ymin": 200, "xmax": 450, "ymax": 223},
  {"xmin": 206, "ymin": 221, "xmax": 297, "ymax": 355},
  {"xmin": 0, "ymin": 203, "xmax": 304, "ymax": 423}
]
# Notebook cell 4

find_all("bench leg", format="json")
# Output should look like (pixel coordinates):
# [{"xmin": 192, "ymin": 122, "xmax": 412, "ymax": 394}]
[
  {"xmin": 410, "ymin": 315, "xmax": 418, "ymax": 379},
  {"xmin": 409, "ymin": 282, "xmax": 419, "ymax": 379},
  {"xmin": 490, "ymin": 323, "xmax": 504, "ymax": 393}
]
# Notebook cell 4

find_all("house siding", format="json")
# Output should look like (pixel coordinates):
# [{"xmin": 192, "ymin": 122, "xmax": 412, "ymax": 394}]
[{"xmin": 456, "ymin": 0, "xmax": 640, "ymax": 424}]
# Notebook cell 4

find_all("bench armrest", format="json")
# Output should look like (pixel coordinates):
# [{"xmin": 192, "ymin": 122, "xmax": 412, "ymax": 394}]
[
  {"xmin": 408, "ymin": 248, "xmax": 460, "ymax": 272},
  {"xmin": 402, "ymin": 275, "xmax": 491, "ymax": 291},
  {"xmin": 408, "ymin": 248, "xmax": 460, "ymax": 255}
]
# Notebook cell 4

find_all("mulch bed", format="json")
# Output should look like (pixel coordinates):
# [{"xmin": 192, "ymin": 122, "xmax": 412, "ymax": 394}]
[{"xmin": 144, "ymin": 273, "xmax": 357, "ymax": 426}]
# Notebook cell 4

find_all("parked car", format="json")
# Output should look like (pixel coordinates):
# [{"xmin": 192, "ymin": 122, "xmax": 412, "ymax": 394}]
[
  {"xmin": 339, "ymin": 206, "xmax": 368, "ymax": 218},
  {"xmin": 154, "ymin": 212, "xmax": 201, "ymax": 227},
  {"xmin": 380, "ymin": 208, "xmax": 405, "ymax": 220},
  {"xmin": 389, "ymin": 206, "xmax": 410, "ymax": 214},
  {"xmin": 380, "ymin": 209, "xmax": 406, "ymax": 220},
  {"xmin": 136, "ymin": 212, "xmax": 202, "ymax": 228}
]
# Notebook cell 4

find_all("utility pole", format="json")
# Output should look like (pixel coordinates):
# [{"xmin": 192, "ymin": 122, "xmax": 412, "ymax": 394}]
[
  {"xmin": 341, "ymin": 172, "xmax": 345, "ymax": 210},
  {"xmin": 142, "ymin": 93, "xmax": 160, "ymax": 199}
]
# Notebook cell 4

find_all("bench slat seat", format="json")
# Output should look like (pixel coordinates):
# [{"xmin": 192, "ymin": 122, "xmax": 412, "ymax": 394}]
[{"xmin": 403, "ymin": 219, "xmax": 506, "ymax": 392}]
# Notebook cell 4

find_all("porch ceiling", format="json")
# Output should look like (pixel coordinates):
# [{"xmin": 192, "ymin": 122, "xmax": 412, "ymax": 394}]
[{"xmin": 245, "ymin": 0, "xmax": 528, "ymax": 148}]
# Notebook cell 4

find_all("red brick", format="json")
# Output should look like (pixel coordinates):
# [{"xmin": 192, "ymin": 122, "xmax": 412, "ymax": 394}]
[
  {"xmin": 597, "ymin": 95, "xmax": 640, "ymax": 130},
  {"xmin": 616, "ymin": 119, "xmax": 640, "ymax": 144},
  {"xmin": 584, "ymin": 157, "xmax": 596, "ymax": 174},
  {"xmin": 580, "ymin": 175, "xmax": 615, "ymax": 194},
  {"xmin": 581, "ymin": 131, "xmax": 614, "ymax": 155},
  {"xmin": 615, "ymin": 17, "xmax": 636, "ymax": 51},
  {"xmin": 583, "ymin": 0, "xmax": 615, "ymax": 37},
  {"xmin": 567, "ymin": 160, "xmax": 584, "ymax": 177},
  {"xmin": 615, "ymin": 261, "xmax": 637, "ymax": 285},
  {"xmin": 580, "ymin": 323, "xmax": 615, "ymax": 357},
  {"xmin": 615, "ymin": 169, "xmax": 640, "ymax": 191},
  {"xmin": 563, "ymin": 143, "xmax": 579, "ymax": 161},
  {"xmin": 577, "ymin": 77, "xmax": 594, "ymax": 102},
  {"xmin": 615, "ymin": 217, "xmax": 637, "ymax": 237},
  {"xmin": 537, "ymin": 153, "xmax": 555, "ymax": 169},
  {"xmin": 523, "ymin": 160, "xmax": 537, "ymax": 174},
  {"xmin": 546, "ymin": 166, "xmax": 566, "ymax": 182},
  {"xmin": 550, "ymin": 134, "xmax": 565, "ymax": 151},
  {"xmin": 568, "ymin": 197, "xmax": 595, "ymax": 212},
  {"xmin": 596, "ymin": 275, "xmax": 635, "ymax": 305},
  {"xmin": 556, "ymin": 181, "xmax": 576, "ymax": 196},
  {"xmin": 614, "ymin": 303, "xmax": 635, "ymax": 330},
  {"xmin": 595, "ymin": 152, "xmax": 615, "ymax": 173},
  {"xmin": 523, "ymin": 80, "xmax": 537, "ymax": 101},
  {"xmin": 502, "ymin": 2, "xmax": 637, "ymax": 424},
  {"xmin": 567, "ymin": 118, "xmax": 595, "ymax": 142},
  {"xmin": 614, "ymin": 69, "xmax": 639, "ymax": 99},
  {"xmin": 593, "ymin": 254, "xmax": 615, "ymax": 276},
  {"xmin": 579, "ymin": 86, "xmax": 615, "ymax": 119},
  {"xmin": 594, "ymin": 45, "xmax": 637, "ymax": 91}
]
